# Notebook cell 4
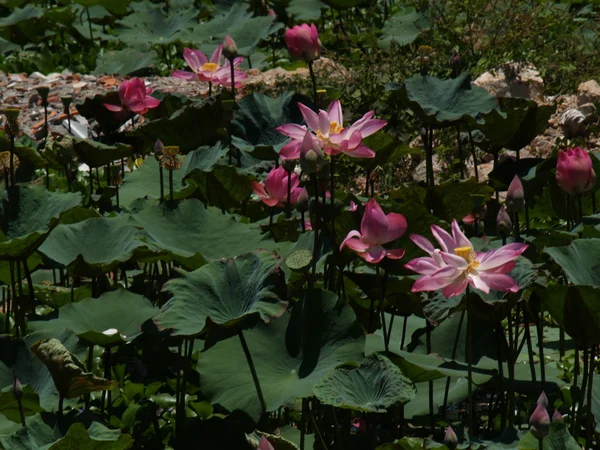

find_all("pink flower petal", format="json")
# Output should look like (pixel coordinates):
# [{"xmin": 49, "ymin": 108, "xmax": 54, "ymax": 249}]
[
  {"xmin": 477, "ymin": 243, "xmax": 528, "ymax": 271},
  {"xmin": 340, "ymin": 230, "xmax": 366, "ymax": 252},
  {"xmin": 478, "ymin": 272, "xmax": 520, "ymax": 292},
  {"xmin": 431, "ymin": 224, "xmax": 456, "ymax": 252},
  {"xmin": 364, "ymin": 246, "xmax": 386, "ymax": 264},
  {"xmin": 279, "ymin": 141, "xmax": 302, "ymax": 160},
  {"xmin": 361, "ymin": 199, "xmax": 388, "ymax": 245},
  {"xmin": 277, "ymin": 123, "xmax": 307, "ymax": 140},
  {"xmin": 172, "ymin": 70, "xmax": 198, "ymax": 81},
  {"xmin": 410, "ymin": 234, "xmax": 436, "ymax": 254},
  {"xmin": 318, "ymin": 110, "xmax": 330, "ymax": 136},
  {"xmin": 354, "ymin": 117, "xmax": 387, "ymax": 138},
  {"xmin": 451, "ymin": 220, "xmax": 471, "ymax": 249},
  {"xmin": 468, "ymin": 274, "xmax": 491, "ymax": 294},
  {"xmin": 298, "ymin": 103, "xmax": 319, "ymax": 131},
  {"xmin": 385, "ymin": 248, "xmax": 405, "ymax": 259},
  {"xmin": 439, "ymin": 252, "xmax": 469, "ymax": 270},
  {"xmin": 344, "ymin": 144, "xmax": 375, "ymax": 158},
  {"xmin": 411, "ymin": 265, "xmax": 462, "ymax": 292},
  {"xmin": 252, "ymin": 181, "xmax": 268, "ymax": 199},
  {"xmin": 404, "ymin": 257, "xmax": 441, "ymax": 275},
  {"xmin": 183, "ymin": 48, "xmax": 207, "ymax": 72},
  {"xmin": 210, "ymin": 44, "xmax": 223, "ymax": 64},
  {"xmin": 442, "ymin": 276, "xmax": 468, "ymax": 298},
  {"xmin": 383, "ymin": 212, "xmax": 407, "ymax": 243},
  {"xmin": 328, "ymin": 100, "xmax": 343, "ymax": 125},
  {"xmin": 104, "ymin": 103, "xmax": 123, "ymax": 112}
]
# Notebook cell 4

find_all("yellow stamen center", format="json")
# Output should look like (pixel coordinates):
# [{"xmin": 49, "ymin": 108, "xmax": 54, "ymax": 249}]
[
  {"xmin": 454, "ymin": 246, "xmax": 480, "ymax": 272},
  {"xmin": 316, "ymin": 121, "xmax": 343, "ymax": 142},
  {"xmin": 201, "ymin": 62, "xmax": 218, "ymax": 73}
]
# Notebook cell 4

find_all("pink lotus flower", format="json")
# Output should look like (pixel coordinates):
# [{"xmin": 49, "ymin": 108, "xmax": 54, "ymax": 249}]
[
  {"xmin": 506, "ymin": 175, "xmax": 525, "ymax": 213},
  {"xmin": 277, "ymin": 100, "xmax": 387, "ymax": 159},
  {"xmin": 340, "ymin": 198, "xmax": 407, "ymax": 263},
  {"xmin": 556, "ymin": 147, "xmax": 597, "ymax": 195},
  {"xmin": 172, "ymin": 45, "xmax": 247, "ymax": 88},
  {"xmin": 348, "ymin": 201, "xmax": 358, "ymax": 212},
  {"xmin": 103, "ymin": 78, "xmax": 160, "ymax": 115},
  {"xmin": 406, "ymin": 220, "xmax": 528, "ymax": 297},
  {"xmin": 530, "ymin": 402, "xmax": 550, "ymax": 440},
  {"xmin": 252, "ymin": 165, "xmax": 302, "ymax": 208},
  {"xmin": 284, "ymin": 24, "xmax": 321, "ymax": 61},
  {"xmin": 444, "ymin": 426, "xmax": 458, "ymax": 450}
]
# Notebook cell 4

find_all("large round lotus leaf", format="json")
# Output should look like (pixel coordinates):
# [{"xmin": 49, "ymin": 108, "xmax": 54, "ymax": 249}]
[
  {"xmin": 114, "ymin": 2, "xmax": 196, "ymax": 46},
  {"xmin": 117, "ymin": 156, "xmax": 196, "ymax": 208},
  {"xmin": 404, "ymin": 377, "xmax": 469, "ymax": 420},
  {"xmin": 131, "ymin": 99, "xmax": 228, "ymax": 154},
  {"xmin": 76, "ymin": 91, "xmax": 130, "ymax": 132},
  {"xmin": 0, "ymin": 416, "xmax": 133, "ymax": 450},
  {"xmin": 231, "ymin": 91, "xmax": 311, "ymax": 162},
  {"xmin": 0, "ymin": 384, "xmax": 42, "ymax": 425},
  {"xmin": 0, "ymin": 5, "xmax": 47, "ymax": 46},
  {"xmin": 474, "ymin": 97, "xmax": 555, "ymax": 152},
  {"xmin": 0, "ymin": 186, "xmax": 82, "ymax": 261},
  {"xmin": 0, "ymin": 131, "xmax": 46, "ymax": 168},
  {"xmin": 29, "ymin": 289, "xmax": 157, "ymax": 346},
  {"xmin": 313, "ymin": 353, "xmax": 415, "ymax": 412},
  {"xmin": 426, "ymin": 178, "xmax": 495, "ymax": 223},
  {"xmin": 182, "ymin": 143, "xmax": 255, "ymax": 211},
  {"xmin": 94, "ymin": 47, "xmax": 159, "ymax": 76},
  {"xmin": 518, "ymin": 422, "xmax": 579, "ymax": 450},
  {"xmin": 73, "ymin": 138, "xmax": 133, "ymax": 169},
  {"xmin": 129, "ymin": 198, "xmax": 300, "ymax": 269},
  {"xmin": 390, "ymin": 73, "xmax": 502, "ymax": 127},
  {"xmin": 545, "ymin": 239, "xmax": 600, "ymax": 286},
  {"xmin": 38, "ymin": 217, "xmax": 147, "ymax": 277},
  {"xmin": 154, "ymin": 252, "xmax": 287, "ymax": 337},
  {"xmin": 183, "ymin": 3, "xmax": 280, "ymax": 57},
  {"xmin": 197, "ymin": 289, "xmax": 364, "ymax": 419},
  {"xmin": 286, "ymin": 0, "xmax": 324, "ymax": 21},
  {"xmin": 378, "ymin": 7, "xmax": 430, "ymax": 50}
]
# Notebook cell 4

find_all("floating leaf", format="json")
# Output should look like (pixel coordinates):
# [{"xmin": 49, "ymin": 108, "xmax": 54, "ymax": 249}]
[
  {"xmin": 545, "ymin": 239, "xmax": 600, "ymax": 287},
  {"xmin": 313, "ymin": 353, "xmax": 415, "ymax": 412},
  {"xmin": 154, "ymin": 252, "xmax": 287, "ymax": 337},
  {"xmin": 379, "ymin": 7, "xmax": 430, "ymax": 49},
  {"xmin": 94, "ymin": 47, "xmax": 159, "ymax": 76},
  {"xmin": 30, "ymin": 338, "xmax": 116, "ymax": 399}
]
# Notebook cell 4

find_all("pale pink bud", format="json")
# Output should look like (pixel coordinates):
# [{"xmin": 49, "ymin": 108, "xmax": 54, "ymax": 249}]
[
  {"xmin": 284, "ymin": 24, "xmax": 321, "ymax": 61},
  {"xmin": 506, "ymin": 175, "xmax": 525, "ymax": 214},
  {"xmin": 556, "ymin": 147, "xmax": 596, "ymax": 195},
  {"xmin": 497, "ymin": 206, "xmax": 512, "ymax": 234},
  {"xmin": 222, "ymin": 35, "xmax": 238, "ymax": 59},
  {"xmin": 552, "ymin": 410, "xmax": 563, "ymax": 422},
  {"xmin": 530, "ymin": 403, "xmax": 550, "ymax": 440},
  {"xmin": 444, "ymin": 426, "xmax": 458, "ymax": 450}
]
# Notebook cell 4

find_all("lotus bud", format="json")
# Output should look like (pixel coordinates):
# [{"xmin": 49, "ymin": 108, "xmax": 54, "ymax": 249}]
[
  {"xmin": 444, "ymin": 426, "xmax": 458, "ymax": 450},
  {"xmin": 529, "ymin": 403, "xmax": 550, "ymax": 440},
  {"xmin": 506, "ymin": 175, "xmax": 525, "ymax": 214},
  {"xmin": 4, "ymin": 108, "xmax": 20, "ymax": 137},
  {"xmin": 497, "ymin": 206, "xmax": 512, "ymax": 235},
  {"xmin": 12, "ymin": 375, "xmax": 22, "ymax": 400},
  {"xmin": 37, "ymin": 86, "xmax": 50, "ymax": 106},
  {"xmin": 258, "ymin": 436, "xmax": 275, "ymax": 450},
  {"xmin": 537, "ymin": 391, "xmax": 548, "ymax": 407},
  {"xmin": 552, "ymin": 410, "xmax": 563, "ymax": 422},
  {"xmin": 268, "ymin": 9, "xmax": 276, "ymax": 18},
  {"xmin": 223, "ymin": 35, "xmax": 238, "ymax": 60},
  {"xmin": 556, "ymin": 147, "xmax": 597, "ymax": 195},
  {"xmin": 154, "ymin": 139, "xmax": 165, "ymax": 160},
  {"xmin": 296, "ymin": 188, "xmax": 309, "ymax": 213},
  {"xmin": 300, "ymin": 131, "xmax": 323, "ymax": 174},
  {"xmin": 284, "ymin": 24, "xmax": 321, "ymax": 61},
  {"xmin": 348, "ymin": 201, "xmax": 358, "ymax": 212}
]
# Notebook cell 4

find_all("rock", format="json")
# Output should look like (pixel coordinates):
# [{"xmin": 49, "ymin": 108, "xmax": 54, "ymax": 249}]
[
  {"xmin": 560, "ymin": 108, "xmax": 586, "ymax": 137},
  {"xmin": 473, "ymin": 62, "xmax": 545, "ymax": 103},
  {"xmin": 579, "ymin": 102, "xmax": 596, "ymax": 118},
  {"xmin": 577, "ymin": 80, "xmax": 600, "ymax": 106}
]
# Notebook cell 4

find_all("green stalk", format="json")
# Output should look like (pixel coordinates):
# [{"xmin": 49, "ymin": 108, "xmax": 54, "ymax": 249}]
[
  {"xmin": 442, "ymin": 310, "xmax": 466, "ymax": 419},
  {"xmin": 308, "ymin": 61, "xmax": 317, "ymax": 106},
  {"xmin": 456, "ymin": 124, "xmax": 465, "ymax": 179},
  {"xmin": 159, "ymin": 165, "xmax": 165, "ymax": 201},
  {"xmin": 169, "ymin": 169, "xmax": 174, "ymax": 201},
  {"xmin": 427, "ymin": 320, "xmax": 435, "ymax": 435},
  {"xmin": 238, "ymin": 330, "xmax": 267, "ymax": 414},
  {"xmin": 311, "ymin": 174, "xmax": 319, "ymax": 279},
  {"xmin": 537, "ymin": 306, "xmax": 546, "ymax": 390},
  {"xmin": 9, "ymin": 134, "xmax": 15, "ymax": 187},
  {"xmin": 400, "ymin": 315, "xmax": 408, "ymax": 350},
  {"xmin": 286, "ymin": 170, "xmax": 292, "ymax": 219},
  {"xmin": 467, "ymin": 297, "xmax": 474, "ymax": 432},
  {"xmin": 308, "ymin": 401, "xmax": 329, "ymax": 450},
  {"xmin": 586, "ymin": 345, "xmax": 596, "ymax": 449}
]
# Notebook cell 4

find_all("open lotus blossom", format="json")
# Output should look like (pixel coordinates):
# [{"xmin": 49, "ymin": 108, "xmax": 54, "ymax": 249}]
[
  {"xmin": 405, "ymin": 220, "xmax": 528, "ymax": 297},
  {"xmin": 258, "ymin": 436, "xmax": 275, "ymax": 450},
  {"xmin": 556, "ymin": 147, "xmax": 597, "ymax": 195},
  {"xmin": 252, "ymin": 165, "xmax": 302, "ymax": 208},
  {"xmin": 284, "ymin": 23, "xmax": 321, "ymax": 61},
  {"xmin": 104, "ymin": 78, "xmax": 160, "ymax": 115},
  {"xmin": 172, "ymin": 44, "xmax": 247, "ymax": 88},
  {"xmin": 277, "ymin": 100, "xmax": 386, "ymax": 159},
  {"xmin": 340, "ymin": 198, "xmax": 407, "ymax": 263}
]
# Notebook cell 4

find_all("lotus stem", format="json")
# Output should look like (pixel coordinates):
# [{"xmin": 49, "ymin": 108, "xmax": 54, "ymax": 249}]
[
  {"xmin": 311, "ymin": 174, "xmax": 319, "ymax": 278},
  {"xmin": 560, "ymin": 328, "xmax": 565, "ymax": 359},
  {"xmin": 169, "ymin": 169, "xmax": 174, "ymax": 201},
  {"xmin": 572, "ymin": 346, "xmax": 580, "ymax": 437},
  {"xmin": 300, "ymin": 398, "xmax": 307, "ymax": 450},
  {"xmin": 330, "ymin": 155, "xmax": 336, "ymax": 247},
  {"xmin": 9, "ymin": 134, "xmax": 15, "ymax": 187},
  {"xmin": 85, "ymin": 7, "xmax": 93, "ymax": 40},
  {"xmin": 400, "ymin": 315, "xmax": 408, "ymax": 350},
  {"xmin": 537, "ymin": 306, "xmax": 546, "ymax": 390},
  {"xmin": 208, "ymin": 81, "xmax": 212, "ymax": 97},
  {"xmin": 442, "ymin": 310, "xmax": 466, "ymax": 420},
  {"xmin": 467, "ymin": 126, "xmax": 478, "ymax": 182},
  {"xmin": 467, "ymin": 297, "xmax": 474, "ymax": 433},
  {"xmin": 89, "ymin": 166, "xmax": 94, "ymax": 199},
  {"xmin": 365, "ymin": 169, "xmax": 370, "ymax": 197},
  {"xmin": 308, "ymin": 61, "xmax": 317, "ymax": 106},
  {"xmin": 22, "ymin": 260, "xmax": 34, "ymax": 304},
  {"xmin": 525, "ymin": 320, "xmax": 537, "ymax": 385},
  {"xmin": 229, "ymin": 57, "xmax": 236, "ymax": 99},
  {"xmin": 593, "ymin": 192, "xmax": 597, "ymax": 214},
  {"xmin": 238, "ymin": 330, "xmax": 267, "ymax": 414},
  {"xmin": 159, "ymin": 165, "xmax": 165, "ymax": 201},
  {"xmin": 43, "ymin": 104, "xmax": 48, "ymax": 138},
  {"xmin": 58, "ymin": 395, "xmax": 64, "ymax": 417},
  {"xmin": 301, "ymin": 211, "xmax": 305, "ymax": 232},
  {"xmin": 17, "ymin": 393, "xmax": 25, "ymax": 427},
  {"xmin": 85, "ymin": 344, "xmax": 94, "ymax": 410},
  {"xmin": 286, "ymin": 170, "xmax": 292, "ymax": 219},
  {"xmin": 15, "ymin": 262, "xmax": 24, "ymax": 336},
  {"xmin": 586, "ymin": 345, "xmax": 596, "ymax": 449},
  {"xmin": 577, "ymin": 193, "xmax": 584, "ymax": 224},
  {"xmin": 538, "ymin": 438, "xmax": 543, "ymax": 450},
  {"xmin": 308, "ymin": 401, "xmax": 329, "ymax": 450},
  {"xmin": 269, "ymin": 207, "xmax": 274, "ymax": 228},
  {"xmin": 175, "ymin": 341, "xmax": 183, "ymax": 442},
  {"xmin": 427, "ymin": 320, "xmax": 435, "ymax": 434},
  {"xmin": 513, "ymin": 213, "xmax": 521, "ymax": 242},
  {"xmin": 456, "ymin": 124, "xmax": 465, "ymax": 179}
]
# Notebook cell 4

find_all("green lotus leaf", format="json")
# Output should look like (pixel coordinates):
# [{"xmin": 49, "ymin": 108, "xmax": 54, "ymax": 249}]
[
  {"xmin": 32, "ymin": 283, "xmax": 93, "ymax": 309},
  {"xmin": 286, "ymin": 0, "xmax": 324, "ymax": 21},
  {"xmin": 390, "ymin": 72, "xmax": 503, "ymax": 127},
  {"xmin": 0, "ymin": 4, "xmax": 46, "ymax": 46},
  {"xmin": 197, "ymin": 289, "xmax": 364, "ymax": 419},
  {"xmin": 231, "ymin": 91, "xmax": 311, "ymax": 164},
  {"xmin": 129, "ymin": 198, "xmax": 301, "ymax": 269},
  {"xmin": 114, "ymin": 1, "xmax": 197, "ymax": 46},
  {"xmin": 426, "ymin": 178, "xmax": 495, "ymax": 224},
  {"xmin": 404, "ymin": 377, "xmax": 469, "ymax": 420},
  {"xmin": 378, "ymin": 7, "xmax": 430, "ymax": 50},
  {"xmin": 118, "ymin": 156, "xmax": 196, "ymax": 208},
  {"xmin": 131, "ymin": 99, "xmax": 228, "ymax": 154},
  {"xmin": 474, "ymin": 97, "xmax": 555, "ymax": 152},
  {"xmin": 94, "ymin": 47, "xmax": 159, "ymax": 76},
  {"xmin": 0, "ymin": 131, "xmax": 46, "ymax": 169},
  {"xmin": 38, "ymin": 217, "xmax": 147, "ymax": 277},
  {"xmin": 320, "ymin": 0, "xmax": 364, "ymax": 9},
  {"xmin": 0, "ymin": 186, "xmax": 82, "ymax": 261},
  {"xmin": 545, "ymin": 239, "xmax": 600, "ymax": 286},
  {"xmin": 30, "ymin": 338, "xmax": 117, "ymax": 399},
  {"xmin": 29, "ymin": 289, "xmax": 157, "ymax": 346},
  {"xmin": 184, "ymin": 3, "xmax": 280, "ymax": 56},
  {"xmin": 313, "ymin": 353, "xmax": 416, "ymax": 412},
  {"xmin": 73, "ymin": 139, "xmax": 134, "ymax": 169},
  {"xmin": 76, "ymin": 91, "xmax": 130, "ymax": 132},
  {"xmin": 356, "ymin": 132, "xmax": 421, "ymax": 171},
  {"xmin": 0, "ymin": 416, "xmax": 133, "ymax": 450},
  {"xmin": 517, "ymin": 422, "xmax": 579, "ymax": 450},
  {"xmin": 154, "ymin": 252, "xmax": 287, "ymax": 337},
  {"xmin": 0, "ymin": 384, "xmax": 43, "ymax": 424}
]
